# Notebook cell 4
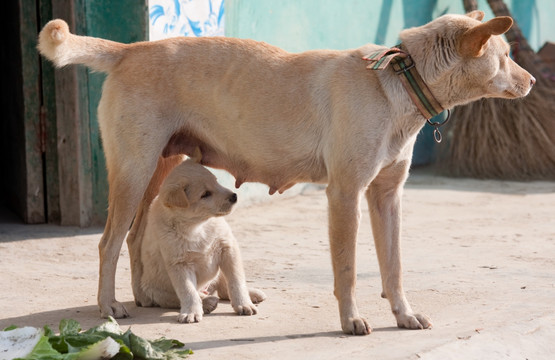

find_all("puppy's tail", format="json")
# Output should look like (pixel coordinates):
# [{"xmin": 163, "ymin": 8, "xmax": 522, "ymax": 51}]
[{"xmin": 38, "ymin": 19, "xmax": 127, "ymax": 73}]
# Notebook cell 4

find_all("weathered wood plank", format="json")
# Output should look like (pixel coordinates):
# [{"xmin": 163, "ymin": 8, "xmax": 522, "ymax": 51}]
[
  {"xmin": 52, "ymin": 0, "xmax": 92, "ymax": 226},
  {"xmin": 19, "ymin": 0, "xmax": 45, "ymax": 223},
  {"xmin": 39, "ymin": 0, "xmax": 61, "ymax": 223}
]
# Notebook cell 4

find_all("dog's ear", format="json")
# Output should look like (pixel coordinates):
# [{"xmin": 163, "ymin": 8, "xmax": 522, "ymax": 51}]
[
  {"xmin": 466, "ymin": 10, "xmax": 485, "ymax": 21},
  {"xmin": 190, "ymin": 147, "xmax": 202, "ymax": 164},
  {"xmin": 164, "ymin": 186, "xmax": 190, "ymax": 208},
  {"xmin": 458, "ymin": 16, "xmax": 513, "ymax": 57}
]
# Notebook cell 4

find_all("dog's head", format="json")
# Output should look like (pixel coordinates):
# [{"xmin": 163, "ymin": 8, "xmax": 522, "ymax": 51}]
[
  {"xmin": 160, "ymin": 151, "xmax": 237, "ymax": 222},
  {"xmin": 399, "ymin": 10, "xmax": 535, "ymax": 108}
]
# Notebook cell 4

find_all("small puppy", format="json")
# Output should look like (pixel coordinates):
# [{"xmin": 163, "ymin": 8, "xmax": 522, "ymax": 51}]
[{"xmin": 139, "ymin": 151, "xmax": 266, "ymax": 323}]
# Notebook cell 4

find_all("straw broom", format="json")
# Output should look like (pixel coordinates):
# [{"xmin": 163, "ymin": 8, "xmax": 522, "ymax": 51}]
[{"xmin": 443, "ymin": 0, "xmax": 555, "ymax": 180}]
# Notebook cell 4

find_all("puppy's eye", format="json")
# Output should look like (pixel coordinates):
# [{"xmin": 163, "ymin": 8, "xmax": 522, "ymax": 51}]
[{"xmin": 201, "ymin": 191, "xmax": 212, "ymax": 199}]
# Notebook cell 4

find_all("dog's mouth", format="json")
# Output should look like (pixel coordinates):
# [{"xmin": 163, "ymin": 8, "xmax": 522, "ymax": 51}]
[
  {"xmin": 502, "ymin": 89, "xmax": 519, "ymax": 98},
  {"xmin": 502, "ymin": 85, "xmax": 530, "ymax": 99},
  {"xmin": 215, "ymin": 206, "xmax": 234, "ymax": 217}
]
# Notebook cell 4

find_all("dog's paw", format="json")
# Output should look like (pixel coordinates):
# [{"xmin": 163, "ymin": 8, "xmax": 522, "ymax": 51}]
[
  {"xmin": 100, "ymin": 301, "xmax": 129, "ymax": 319},
  {"xmin": 233, "ymin": 301, "xmax": 258, "ymax": 316},
  {"xmin": 202, "ymin": 295, "xmax": 219, "ymax": 314},
  {"xmin": 396, "ymin": 312, "xmax": 432, "ymax": 330},
  {"xmin": 248, "ymin": 288, "xmax": 267, "ymax": 304},
  {"xmin": 341, "ymin": 317, "xmax": 372, "ymax": 336},
  {"xmin": 177, "ymin": 312, "xmax": 203, "ymax": 323}
]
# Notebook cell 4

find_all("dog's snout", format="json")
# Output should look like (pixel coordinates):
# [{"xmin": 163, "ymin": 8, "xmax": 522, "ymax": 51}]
[
  {"xmin": 530, "ymin": 76, "xmax": 536, "ymax": 86},
  {"xmin": 229, "ymin": 193, "xmax": 237, "ymax": 204}
]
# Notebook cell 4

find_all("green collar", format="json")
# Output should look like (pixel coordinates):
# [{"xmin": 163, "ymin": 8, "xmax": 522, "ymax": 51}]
[{"xmin": 363, "ymin": 44, "xmax": 450, "ymax": 143}]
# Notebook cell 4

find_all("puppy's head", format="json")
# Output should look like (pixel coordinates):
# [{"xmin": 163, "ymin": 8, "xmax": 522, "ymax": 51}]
[{"xmin": 160, "ymin": 155, "xmax": 237, "ymax": 222}]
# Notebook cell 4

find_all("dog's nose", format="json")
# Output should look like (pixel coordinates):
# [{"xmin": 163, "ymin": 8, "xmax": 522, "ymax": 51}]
[
  {"xmin": 229, "ymin": 193, "xmax": 237, "ymax": 204},
  {"xmin": 530, "ymin": 76, "xmax": 536, "ymax": 86}
]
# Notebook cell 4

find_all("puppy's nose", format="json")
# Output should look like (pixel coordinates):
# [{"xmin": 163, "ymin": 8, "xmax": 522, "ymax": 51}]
[
  {"xmin": 228, "ymin": 193, "xmax": 237, "ymax": 204},
  {"xmin": 530, "ymin": 76, "xmax": 536, "ymax": 86}
]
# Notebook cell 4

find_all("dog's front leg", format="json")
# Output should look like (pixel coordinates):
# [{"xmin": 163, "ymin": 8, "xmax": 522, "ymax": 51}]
[
  {"xmin": 366, "ymin": 162, "xmax": 432, "ymax": 330},
  {"xmin": 327, "ymin": 184, "xmax": 371, "ymax": 335},
  {"xmin": 166, "ymin": 267, "xmax": 204, "ymax": 323}
]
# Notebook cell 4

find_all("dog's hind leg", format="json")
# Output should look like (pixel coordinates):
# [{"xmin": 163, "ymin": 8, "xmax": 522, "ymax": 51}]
[
  {"xmin": 366, "ymin": 160, "xmax": 432, "ymax": 330},
  {"xmin": 127, "ymin": 155, "xmax": 184, "ymax": 307},
  {"xmin": 97, "ymin": 152, "xmax": 161, "ymax": 318}
]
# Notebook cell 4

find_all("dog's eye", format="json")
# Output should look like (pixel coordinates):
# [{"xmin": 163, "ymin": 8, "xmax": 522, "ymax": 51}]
[{"xmin": 201, "ymin": 191, "xmax": 212, "ymax": 199}]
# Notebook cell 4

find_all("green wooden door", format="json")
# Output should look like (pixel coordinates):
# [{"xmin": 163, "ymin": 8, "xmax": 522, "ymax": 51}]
[{"xmin": 47, "ymin": 0, "xmax": 147, "ymax": 225}]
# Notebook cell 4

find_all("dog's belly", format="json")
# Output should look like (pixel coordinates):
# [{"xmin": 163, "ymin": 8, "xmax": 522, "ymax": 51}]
[{"xmin": 162, "ymin": 130, "xmax": 327, "ymax": 194}]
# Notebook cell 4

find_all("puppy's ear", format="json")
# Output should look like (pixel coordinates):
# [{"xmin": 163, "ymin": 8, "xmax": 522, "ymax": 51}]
[
  {"xmin": 458, "ymin": 16, "xmax": 513, "ymax": 57},
  {"xmin": 190, "ymin": 147, "xmax": 202, "ymax": 164},
  {"xmin": 466, "ymin": 10, "xmax": 485, "ymax": 21},
  {"xmin": 164, "ymin": 186, "xmax": 190, "ymax": 208}
]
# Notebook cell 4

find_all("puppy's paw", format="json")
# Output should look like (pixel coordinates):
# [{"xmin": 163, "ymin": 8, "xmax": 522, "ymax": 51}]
[
  {"xmin": 396, "ymin": 312, "xmax": 432, "ymax": 330},
  {"xmin": 341, "ymin": 317, "xmax": 372, "ymax": 336},
  {"xmin": 233, "ymin": 301, "xmax": 258, "ymax": 316},
  {"xmin": 177, "ymin": 312, "xmax": 203, "ymax": 323},
  {"xmin": 202, "ymin": 295, "xmax": 219, "ymax": 314},
  {"xmin": 177, "ymin": 303, "xmax": 204, "ymax": 323},
  {"xmin": 248, "ymin": 288, "xmax": 267, "ymax": 304}
]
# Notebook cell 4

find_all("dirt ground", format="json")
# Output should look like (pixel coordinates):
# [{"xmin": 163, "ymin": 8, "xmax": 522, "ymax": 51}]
[{"xmin": 1, "ymin": 169, "xmax": 554, "ymax": 359}]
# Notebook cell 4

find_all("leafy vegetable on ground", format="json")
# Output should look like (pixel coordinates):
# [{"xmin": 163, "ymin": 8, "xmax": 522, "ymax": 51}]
[{"xmin": 1, "ymin": 317, "xmax": 192, "ymax": 360}]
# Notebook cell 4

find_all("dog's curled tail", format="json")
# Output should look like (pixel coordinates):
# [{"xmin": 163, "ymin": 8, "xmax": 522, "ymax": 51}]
[{"xmin": 38, "ymin": 19, "xmax": 126, "ymax": 73}]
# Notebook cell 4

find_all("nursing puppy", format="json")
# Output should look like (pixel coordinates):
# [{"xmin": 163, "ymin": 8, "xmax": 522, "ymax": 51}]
[
  {"xmin": 139, "ymin": 152, "xmax": 266, "ymax": 323},
  {"xmin": 38, "ymin": 11, "xmax": 534, "ymax": 334}
]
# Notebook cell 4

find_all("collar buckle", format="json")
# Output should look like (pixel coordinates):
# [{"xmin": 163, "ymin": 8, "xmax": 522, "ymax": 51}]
[{"xmin": 393, "ymin": 56, "xmax": 415, "ymax": 75}]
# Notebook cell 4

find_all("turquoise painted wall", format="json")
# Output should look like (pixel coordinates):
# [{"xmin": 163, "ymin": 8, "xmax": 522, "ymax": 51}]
[{"xmin": 225, "ymin": 0, "xmax": 553, "ymax": 165}]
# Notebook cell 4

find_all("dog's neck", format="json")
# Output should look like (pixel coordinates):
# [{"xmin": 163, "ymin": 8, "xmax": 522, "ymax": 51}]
[
  {"xmin": 363, "ymin": 45, "xmax": 450, "ymax": 142},
  {"xmin": 363, "ymin": 45, "xmax": 445, "ymax": 119}
]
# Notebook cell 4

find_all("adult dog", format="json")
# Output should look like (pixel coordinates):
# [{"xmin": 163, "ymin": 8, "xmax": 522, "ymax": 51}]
[{"xmin": 38, "ymin": 10, "xmax": 534, "ymax": 335}]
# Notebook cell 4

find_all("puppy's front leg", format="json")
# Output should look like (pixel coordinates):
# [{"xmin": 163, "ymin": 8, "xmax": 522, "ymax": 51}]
[
  {"xmin": 166, "ymin": 266, "xmax": 204, "ymax": 323},
  {"xmin": 326, "ymin": 184, "xmax": 371, "ymax": 335},
  {"xmin": 366, "ymin": 163, "xmax": 432, "ymax": 330},
  {"xmin": 220, "ymin": 240, "xmax": 258, "ymax": 316}
]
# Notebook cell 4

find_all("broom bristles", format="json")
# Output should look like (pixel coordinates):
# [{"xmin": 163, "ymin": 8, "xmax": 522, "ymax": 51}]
[{"xmin": 445, "ymin": 84, "xmax": 555, "ymax": 180}]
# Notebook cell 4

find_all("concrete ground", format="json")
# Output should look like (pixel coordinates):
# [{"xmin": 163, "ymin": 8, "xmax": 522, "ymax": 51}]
[{"xmin": 1, "ymin": 169, "xmax": 554, "ymax": 359}]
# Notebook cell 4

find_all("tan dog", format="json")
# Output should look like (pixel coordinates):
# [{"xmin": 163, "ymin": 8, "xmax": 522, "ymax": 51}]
[
  {"xmin": 139, "ymin": 151, "xmax": 266, "ymax": 323},
  {"xmin": 38, "ymin": 11, "xmax": 534, "ymax": 335}
]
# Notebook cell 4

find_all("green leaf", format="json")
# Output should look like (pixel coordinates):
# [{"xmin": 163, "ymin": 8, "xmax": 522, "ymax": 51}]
[
  {"xmin": 64, "ymin": 334, "xmax": 106, "ymax": 353},
  {"xmin": 5, "ymin": 318, "xmax": 191, "ymax": 360},
  {"xmin": 2, "ymin": 325, "xmax": 18, "ymax": 331},
  {"xmin": 59, "ymin": 319, "xmax": 81, "ymax": 336},
  {"xmin": 48, "ymin": 334, "xmax": 68, "ymax": 354},
  {"xmin": 128, "ymin": 332, "xmax": 192, "ymax": 360},
  {"xmin": 129, "ymin": 333, "xmax": 163, "ymax": 359},
  {"xmin": 149, "ymin": 338, "xmax": 185, "ymax": 352},
  {"xmin": 15, "ymin": 335, "xmax": 64, "ymax": 360},
  {"xmin": 84, "ymin": 316, "xmax": 124, "ymax": 336},
  {"xmin": 65, "ymin": 336, "xmax": 121, "ymax": 360},
  {"xmin": 43, "ymin": 326, "xmax": 54, "ymax": 338},
  {"xmin": 111, "ymin": 339, "xmax": 133, "ymax": 360}
]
